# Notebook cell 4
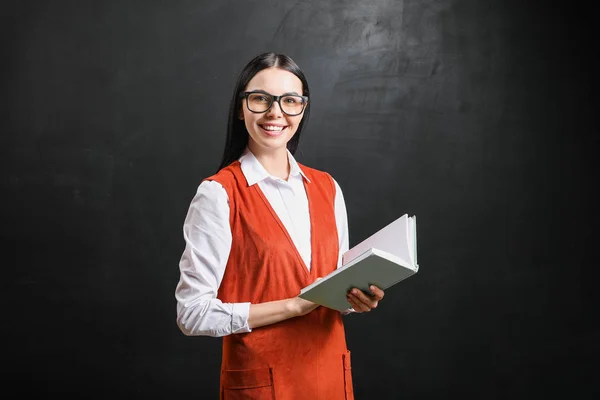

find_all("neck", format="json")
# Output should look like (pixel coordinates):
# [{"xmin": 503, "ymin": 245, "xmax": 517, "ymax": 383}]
[{"xmin": 248, "ymin": 144, "xmax": 290, "ymax": 180}]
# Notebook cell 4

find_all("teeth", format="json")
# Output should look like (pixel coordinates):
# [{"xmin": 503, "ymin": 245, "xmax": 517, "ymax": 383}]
[{"xmin": 263, "ymin": 125, "xmax": 284, "ymax": 131}]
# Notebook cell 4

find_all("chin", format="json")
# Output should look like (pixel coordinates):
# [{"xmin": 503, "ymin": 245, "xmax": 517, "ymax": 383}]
[{"xmin": 250, "ymin": 137, "xmax": 290, "ymax": 152}]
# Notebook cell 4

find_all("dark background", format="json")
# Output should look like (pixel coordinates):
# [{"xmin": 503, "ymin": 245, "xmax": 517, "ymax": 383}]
[{"xmin": 3, "ymin": 0, "xmax": 597, "ymax": 398}]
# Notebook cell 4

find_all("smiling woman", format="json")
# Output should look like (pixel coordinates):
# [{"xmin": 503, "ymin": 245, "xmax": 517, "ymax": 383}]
[
  {"xmin": 216, "ymin": 53, "xmax": 313, "ymax": 175},
  {"xmin": 174, "ymin": 52, "xmax": 385, "ymax": 400},
  {"xmin": 238, "ymin": 67, "xmax": 307, "ymax": 169}
]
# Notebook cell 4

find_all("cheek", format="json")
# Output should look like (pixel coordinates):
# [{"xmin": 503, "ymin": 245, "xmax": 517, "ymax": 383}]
[
  {"xmin": 290, "ymin": 115, "xmax": 303, "ymax": 128},
  {"xmin": 241, "ymin": 109, "xmax": 257, "ymax": 127},
  {"xmin": 243, "ymin": 118, "xmax": 254, "ymax": 134}
]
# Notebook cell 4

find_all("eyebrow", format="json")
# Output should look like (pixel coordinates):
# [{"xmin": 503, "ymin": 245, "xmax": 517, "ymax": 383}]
[{"xmin": 246, "ymin": 89, "xmax": 302, "ymax": 96}]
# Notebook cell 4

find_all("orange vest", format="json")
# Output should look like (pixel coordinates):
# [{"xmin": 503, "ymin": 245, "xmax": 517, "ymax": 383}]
[{"xmin": 206, "ymin": 161, "xmax": 354, "ymax": 400}]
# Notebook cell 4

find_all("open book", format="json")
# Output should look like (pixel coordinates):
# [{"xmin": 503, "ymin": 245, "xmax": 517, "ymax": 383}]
[{"xmin": 299, "ymin": 214, "xmax": 419, "ymax": 311}]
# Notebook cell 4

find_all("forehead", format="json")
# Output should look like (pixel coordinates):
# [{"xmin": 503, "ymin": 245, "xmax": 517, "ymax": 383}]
[{"xmin": 245, "ymin": 67, "xmax": 303, "ymax": 94}]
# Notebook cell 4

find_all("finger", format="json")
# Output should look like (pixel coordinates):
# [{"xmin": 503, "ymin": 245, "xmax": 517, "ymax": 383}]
[
  {"xmin": 356, "ymin": 289, "xmax": 379, "ymax": 309},
  {"xmin": 347, "ymin": 293, "xmax": 370, "ymax": 312},
  {"xmin": 356, "ymin": 292, "xmax": 373, "ymax": 312},
  {"xmin": 350, "ymin": 288, "xmax": 377, "ymax": 306},
  {"xmin": 369, "ymin": 285, "xmax": 385, "ymax": 300}
]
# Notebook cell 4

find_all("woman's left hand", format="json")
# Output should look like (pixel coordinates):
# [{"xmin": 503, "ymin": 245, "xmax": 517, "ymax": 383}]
[{"xmin": 346, "ymin": 285, "xmax": 384, "ymax": 313}]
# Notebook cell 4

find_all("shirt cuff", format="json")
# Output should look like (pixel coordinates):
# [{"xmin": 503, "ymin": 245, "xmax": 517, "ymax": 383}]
[{"xmin": 231, "ymin": 302, "xmax": 252, "ymax": 334}]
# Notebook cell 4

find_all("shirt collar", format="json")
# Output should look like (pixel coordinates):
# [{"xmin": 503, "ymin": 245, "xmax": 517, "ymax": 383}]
[{"xmin": 239, "ymin": 147, "xmax": 311, "ymax": 186}]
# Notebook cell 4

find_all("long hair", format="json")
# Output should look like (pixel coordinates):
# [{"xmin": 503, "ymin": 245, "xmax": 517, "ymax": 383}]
[{"xmin": 216, "ymin": 52, "xmax": 311, "ymax": 172}]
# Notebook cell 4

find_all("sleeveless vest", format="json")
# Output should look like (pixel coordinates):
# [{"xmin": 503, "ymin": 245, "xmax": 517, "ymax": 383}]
[{"xmin": 206, "ymin": 161, "xmax": 354, "ymax": 400}]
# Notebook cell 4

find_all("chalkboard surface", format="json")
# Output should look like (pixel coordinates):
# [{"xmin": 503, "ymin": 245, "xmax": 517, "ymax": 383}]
[{"xmin": 3, "ymin": 0, "xmax": 596, "ymax": 398}]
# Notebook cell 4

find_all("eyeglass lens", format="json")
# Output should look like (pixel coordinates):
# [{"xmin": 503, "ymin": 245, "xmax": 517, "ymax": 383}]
[{"xmin": 246, "ymin": 93, "xmax": 305, "ymax": 115}]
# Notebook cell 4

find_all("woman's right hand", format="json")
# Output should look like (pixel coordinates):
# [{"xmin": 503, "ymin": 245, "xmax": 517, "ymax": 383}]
[
  {"xmin": 290, "ymin": 277, "xmax": 322, "ymax": 317},
  {"xmin": 291, "ymin": 296, "xmax": 320, "ymax": 317},
  {"xmin": 249, "ymin": 278, "xmax": 324, "ymax": 328}
]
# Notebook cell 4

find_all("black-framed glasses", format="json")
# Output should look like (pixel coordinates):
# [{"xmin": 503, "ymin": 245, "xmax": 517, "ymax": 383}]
[{"xmin": 240, "ymin": 90, "xmax": 308, "ymax": 116}]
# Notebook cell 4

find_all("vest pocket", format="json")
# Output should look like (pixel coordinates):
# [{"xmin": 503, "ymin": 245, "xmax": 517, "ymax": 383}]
[
  {"xmin": 343, "ymin": 351, "xmax": 355, "ymax": 400},
  {"xmin": 222, "ymin": 367, "xmax": 275, "ymax": 400}
]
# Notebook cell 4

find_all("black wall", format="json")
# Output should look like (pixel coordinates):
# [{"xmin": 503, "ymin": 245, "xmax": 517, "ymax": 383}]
[{"xmin": 3, "ymin": 0, "xmax": 597, "ymax": 398}]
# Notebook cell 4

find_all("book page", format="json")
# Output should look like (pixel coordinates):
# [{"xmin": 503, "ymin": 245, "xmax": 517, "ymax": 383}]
[
  {"xmin": 409, "ymin": 215, "xmax": 416, "ymax": 267},
  {"xmin": 343, "ymin": 214, "xmax": 415, "ymax": 267}
]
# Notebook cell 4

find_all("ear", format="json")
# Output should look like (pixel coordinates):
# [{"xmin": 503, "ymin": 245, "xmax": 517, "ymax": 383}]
[{"xmin": 238, "ymin": 109, "xmax": 244, "ymax": 120}]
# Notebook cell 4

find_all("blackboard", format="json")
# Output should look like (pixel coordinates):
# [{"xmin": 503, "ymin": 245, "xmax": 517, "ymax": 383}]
[{"xmin": 3, "ymin": 0, "xmax": 597, "ymax": 398}]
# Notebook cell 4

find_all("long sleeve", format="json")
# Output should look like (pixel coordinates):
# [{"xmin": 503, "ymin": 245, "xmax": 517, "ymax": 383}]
[
  {"xmin": 175, "ymin": 180, "xmax": 251, "ymax": 337},
  {"xmin": 333, "ymin": 178, "xmax": 349, "ymax": 269}
]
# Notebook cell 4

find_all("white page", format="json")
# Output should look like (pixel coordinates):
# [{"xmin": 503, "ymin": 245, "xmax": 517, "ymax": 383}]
[
  {"xmin": 342, "ymin": 214, "xmax": 415, "ymax": 267},
  {"xmin": 409, "ymin": 215, "xmax": 416, "ymax": 267}
]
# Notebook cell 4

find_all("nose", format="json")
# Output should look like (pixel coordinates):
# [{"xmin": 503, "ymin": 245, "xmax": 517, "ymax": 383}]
[{"xmin": 265, "ymin": 99, "xmax": 284, "ymax": 118}]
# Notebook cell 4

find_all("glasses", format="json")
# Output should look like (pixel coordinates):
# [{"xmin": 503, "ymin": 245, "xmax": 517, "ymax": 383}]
[{"xmin": 240, "ymin": 90, "xmax": 308, "ymax": 116}]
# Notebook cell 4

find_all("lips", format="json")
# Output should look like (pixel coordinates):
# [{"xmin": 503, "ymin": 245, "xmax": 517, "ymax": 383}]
[{"xmin": 259, "ymin": 124, "xmax": 287, "ymax": 137}]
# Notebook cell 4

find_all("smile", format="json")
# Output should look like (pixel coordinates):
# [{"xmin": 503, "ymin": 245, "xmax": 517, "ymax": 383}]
[{"xmin": 259, "ymin": 124, "xmax": 287, "ymax": 136}]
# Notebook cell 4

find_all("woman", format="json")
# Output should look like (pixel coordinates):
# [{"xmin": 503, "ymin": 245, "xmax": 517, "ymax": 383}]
[{"xmin": 175, "ymin": 52, "xmax": 385, "ymax": 399}]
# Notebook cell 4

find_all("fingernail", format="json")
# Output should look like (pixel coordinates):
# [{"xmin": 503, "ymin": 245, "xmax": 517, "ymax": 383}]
[{"xmin": 352, "ymin": 289, "xmax": 358, "ymax": 295}]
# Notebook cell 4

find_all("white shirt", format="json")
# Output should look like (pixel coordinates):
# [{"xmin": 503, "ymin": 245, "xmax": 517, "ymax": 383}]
[{"xmin": 175, "ymin": 149, "xmax": 350, "ymax": 337}]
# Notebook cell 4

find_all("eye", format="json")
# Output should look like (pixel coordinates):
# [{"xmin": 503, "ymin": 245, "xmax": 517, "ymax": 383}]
[
  {"xmin": 283, "ymin": 96, "xmax": 300, "ymax": 104},
  {"xmin": 249, "ymin": 94, "xmax": 270, "ymax": 103}
]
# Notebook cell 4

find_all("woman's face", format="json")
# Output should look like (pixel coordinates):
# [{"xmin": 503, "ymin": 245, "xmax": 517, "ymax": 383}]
[{"xmin": 240, "ymin": 67, "xmax": 305, "ymax": 154}]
